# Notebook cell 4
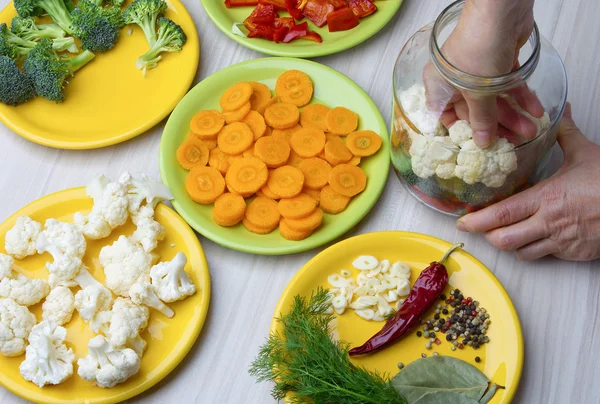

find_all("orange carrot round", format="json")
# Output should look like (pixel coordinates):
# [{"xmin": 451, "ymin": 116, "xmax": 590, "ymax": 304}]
[
  {"xmin": 256, "ymin": 95, "xmax": 279, "ymax": 116},
  {"xmin": 346, "ymin": 130, "xmax": 383, "ymax": 156},
  {"xmin": 328, "ymin": 163, "xmax": 367, "ymax": 197},
  {"xmin": 325, "ymin": 107, "xmax": 359, "ymax": 135},
  {"xmin": 324, "ymin": 136, "xmax": 353, "ymax": 166},
  {"xmin": 243, "ymin": 218, "xmax": 277, "ymax": 235},
  {"xmin": 220, "ymin": 82, "xmax": 253, "ymax": 112},
  {"xmin": 177, "ymin": 139, "xmax": 210, "ymax": 170},
  {"xmin": 275, "ymin": 70, "xmax": 313, "ymax": 107},
  {"xmin": 290, "ymin": 127, "xmax": 326, "ymax": 158},
  {"xmin": 190, "ymin": 110, "xmax": 224, "ymax": 138},
  {"xmin": 249, "ymin": 81, "xmax": 272, "ymax": 111},
  {"xmin": 218, "ymin": 122, "xmax": 255, "ymax": 155},
  {"xmin": 254, "ymin": 136, "xmax": 291, "ymax": 168},
  {"xmin": 287, "ymin": 150, "xmax": 305, "ymax": 168},
  {"xmin": 267, "ymin": 165, "xmax": 305, "ymax": 198},
  {"xmin": 264, "ymin": 103, "xmax": 300, "ymax": 129},
  {"xmin": 348, "ymin": 155, "xmax": 361, "ymax": 166},
  {"xmin": 208, "ymin": 148, "xmax": 231, "ymax": 174},
  {"xmin": 225, "ymin": 156, "xmax": 269, "ymax": 195},
  {"xmin": 278, "ymin": 193, "xmax": 317, "ymax": 219},
  {"xmin": 300, "ymin": 104, "xmax": 330, "ymax": 131},
  {"xmin": 224, "ymin": 102, "xmax": 251, "ymax": 124},
  {"xmin": 257, "ymin": 183, "xmax": 280, "ymax": 200},
  {"xmin": 213, "ymin": 193, "xmax": 246, "ymax": 226},
  {"xmin": 302, "ymin": 187, "xmax": 321, "ymax": 205},
  {"xmin": 284, "ymin": 208, "xmax": 323, "ymax": 232},
  {"xmin": 279, "ymin": 220, "xmax": 313, "ymax": 241},
  {"xmin": 320, "ymin": 185, "xmax": 351, "ymax": 214},
  {"xmin": 297, "ymin": 157, "xmax": 332, "ymax": 190},
  {"xmin": 185, "ymin": 166, "xmax": 226, "ymax": 204},
  {"xmin": 272, "ymin": 124, "xmax": 302, "ymax": 145},
  {"xmin": 245, "ymin": 197, "xmax": 281, "ymax": 230},
  {"xmin": 243, "ymin": 110, "xmax": 267, "ymax": 141}
]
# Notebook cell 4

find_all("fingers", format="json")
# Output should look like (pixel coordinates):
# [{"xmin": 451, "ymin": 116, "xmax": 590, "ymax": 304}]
[
  {"xmin": 440, "ymin": 109, "xmax": 458, "ymax": 128},
  {"xmin": 515, "ymin": 238, "xmax": 559, "ymax": 261},
  {"xmin": 457, "ymin": 186, "xmax": 542, "ymax": 233},
  {"xmin": 508, "ymin": 85, "xmax": 544, "ymax": 118},
  {"xmin": 558, "ymin": 102, "xmax": 590, "ymax": 161},
  {"xmin": 483, "ymin": 215, "xmax": 549, "ymax": 251},
  {"xmin": 496, "ymin": 97, "xmax": 539, "ymax": 139},
  {"xmin": 464, "ymin": 94, "xmax": 498, "ymax": 148}
]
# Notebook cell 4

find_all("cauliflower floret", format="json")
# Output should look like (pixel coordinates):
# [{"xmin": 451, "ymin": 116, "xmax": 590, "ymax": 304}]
[
  {"xmin": 90, "ymin": 310, "xmax": 112, "ymax": 336},
  {"xmin": 107, "ymin": 297, "xmax": 149, "ymax": 348},
  {"xmin": 399, "ymin": 84, "xmax": 446, "ymax": 136},
  {"xmin": 449, "ymin": 120, "xmax": 473, "ymax": 146},
  {"xmin": 78, "ymin": 335, "xmax": 141, "ymax": 388},
  {"xmin": 74, "ymin": 174, "xmax": 129, "ymax": 240},
  {"xmin": 0, "ymin": 297, "xmax": 36, "ymax": 357},
  {"xmin": 119, "ymin": 172, "xmax": 173, "ymax": 216},
  {"xmin": 37, "ymin": 233, "xmax": 82, "ymax": 288},
  {"xmin": 129, "ymin": 282, "xmax": 174, "ymax": 318},
  {"xmin": 74, "ymin": 268, "xmax": 114, "ymax": 323},
  {"xmin": 129, "ymin": 205, "xmax": 165, "ymax": 253},
  {"xmin": 19, "ymin": 320, "xmax": 75, "ymax": 387},
  {"xmin": 0, "ymin": 254, "xmax": 50, "ymax": 306},
  {"xmin": 150, "ymin": 253, "xmax": 196, "ymax": 303},
  {"xmin": 455, "ymin": 138, "xmax": 518, "ymax": 188},
  {"xmin": 100, "ymin": 236, "xmax": 152, "ymax": 297},
  {"xmin": 41, "ymin": 219, "xmax": 86, "ymax": 258},
  {"xmin": 4, "ymin": 216, "xmax": 42, "ymax": 259},
  {"xmin": 409, "ymin": 135, "xmax": 459, "ymax": 180},
  {"xmin": 42, "ymin": 287, "xmax": 75, "ymax": 326}
]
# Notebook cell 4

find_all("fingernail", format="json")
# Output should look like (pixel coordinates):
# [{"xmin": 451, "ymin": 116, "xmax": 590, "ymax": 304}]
[
  {"xmin": 456, "ymin": 219, "xmax": 467, "ymax": 232},
  {"xmin": 473, "ymin": 131, "xmax": 492, "ymax": 148}
]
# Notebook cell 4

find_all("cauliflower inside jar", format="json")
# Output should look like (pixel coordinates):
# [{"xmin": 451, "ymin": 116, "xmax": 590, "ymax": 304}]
[{"xmin": 390, "ymin": 2, "xmax": 567, "ymax": 215}]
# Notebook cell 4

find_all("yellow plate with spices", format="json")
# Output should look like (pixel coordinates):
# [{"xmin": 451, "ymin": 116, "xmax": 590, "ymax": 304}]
[
  {"xmin": 0, "ymin": 0, "xmax": 199, "ymax": 150},
  {"xmin": 0, "ymin": 187, "xmax": 211, "ymax": 404},
  {"xmin": 272, "ymin": 231, "xmax": 523, "ymax": 404}
]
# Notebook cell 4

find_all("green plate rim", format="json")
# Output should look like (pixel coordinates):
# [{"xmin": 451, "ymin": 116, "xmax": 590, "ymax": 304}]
[
  {"xmin": 199, "ymin": 1, "xmax": 403, "ymax": 58},
  {"xmin": 159, "ymin": 57, "xmax": 390, "ymax": 255}
]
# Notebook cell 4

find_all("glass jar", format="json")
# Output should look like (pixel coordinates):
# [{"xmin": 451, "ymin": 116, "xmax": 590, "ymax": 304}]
[{"xmin": 391, "ymin": 0, "xmax": 568, "ymax": 216}]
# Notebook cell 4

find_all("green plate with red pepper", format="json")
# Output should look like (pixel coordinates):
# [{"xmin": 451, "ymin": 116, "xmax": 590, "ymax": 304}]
[{"xmin": 200, "ymin": 0, "xmax": 403, "ymax": 58}]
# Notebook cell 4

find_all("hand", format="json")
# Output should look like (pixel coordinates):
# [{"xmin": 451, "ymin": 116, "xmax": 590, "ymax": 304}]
[
  {"xmin": 424, "ymin": 0, "xmax": 543, "ymax": 147},
  {"xmin": 456, "ymin": 103, "xmax": 600, "ymax": 262}
]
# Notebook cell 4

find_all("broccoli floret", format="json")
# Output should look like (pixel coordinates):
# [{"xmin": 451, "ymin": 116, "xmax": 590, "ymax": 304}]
[
  {"xmin": 0, "ymin": 22, "xmax": 37, "ymax": 59},
  {"xmin": 10, "ymin": 17, "xmax": 78, "ymax": 53},
  {"xmin": 0, "ymin": 56, "xmax": 35, "ymax": 106},
  {"xmin": 24, "ymin": 38, "xmax": 95, "ymax": 102},
  {"xmin": 123, "ymin": 0, "xmax": 167, "ymax": 46},
  {"xmin": 14, "ymin": 0, "xmax": 74, "ymax": 35},
  {"xmin": 72, "ymin": 0, "xmax": 124, "ymax": 52},
  {"xmin": 90, "ymin": 0, "xmax": 125, "ymax": 7},
  {"xmin": 135, "ymin": 18, "xmax": 185, "ymax": 74}
]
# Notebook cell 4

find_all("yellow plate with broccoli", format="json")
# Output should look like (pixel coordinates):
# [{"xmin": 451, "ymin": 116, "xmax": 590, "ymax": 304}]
[
  {"xmin": 0, "ymin": 0, "xmax": 199, "ymax": 150},
  {"xmin": 0, "ymin": 187, "xmax": 211, "ymax": 403}
]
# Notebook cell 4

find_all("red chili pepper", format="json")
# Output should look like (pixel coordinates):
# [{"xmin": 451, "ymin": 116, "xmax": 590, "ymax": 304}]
[
  {"xmin": 348, "ymin": 0, "xmax": 377, "ymax": 18},
  {"xmin": 327, "ymin": 7, "xmax": 360, "ymax": 32},
  {"xmin": 302, "ymin": 0, "xmax": 334, "ymax": 28},
  {"xmin": 349, "ymin": 243, "xmax": 464, "ymax": 356},
  {"xmin": 285, "ymin": 0, "xmax": 304, "ymax": 20},
  {"xmin": 225, "ymin": 0, "xmax": 259, "ymax": 7}
]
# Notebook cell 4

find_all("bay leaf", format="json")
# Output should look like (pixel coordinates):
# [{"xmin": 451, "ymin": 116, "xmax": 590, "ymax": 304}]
[
  {"xmin": 480, "ymin": 383, "xmax": 504, "ymax": 404},
  {"xmin": 391, "ymin": 356, "xmax": 490, "ymax": 403},
  {"xmin": 413, "ymin": 391, "xmax": 480, "ymax": 404}
]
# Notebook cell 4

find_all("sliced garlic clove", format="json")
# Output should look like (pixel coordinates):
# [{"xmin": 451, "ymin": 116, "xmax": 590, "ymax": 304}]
[
  {"xmin": 341, "ymin": 269, "xmax": 352, "ymax": 277},
  {"xmin": 352, "ymin": 256, "xmax": 379, "ymax": 271},
  {"xmin": 391, "ymin": 261, "xmax": 411, "ymax": 277},
  {"xmin": 356, "ymin": 295, "xmax": 378, "ymax": 306},
  {"xmin": 379, "ymin": 260, "xmax": 391, "ymax": 274},
  {"xmin": 328, "ymin": 274, "xmax": 350, "ymax": 288},
  {"xmin": 355, "ymin": 309, "xmax": 375, "ymax": 321},
  {"xmin": 397, "ymin": 279, "xmax": 411, "ymax": 296},
  {"xmin": 332, "ymin": 295, "xmax": 347, "ymax": 310},
  {"xmin": 385, "ymin": 290, "xmax": 399, "ymax": 302},
  {"xmin": 395, "ymin": 298, "xmax": 405, "ymax": 311}
]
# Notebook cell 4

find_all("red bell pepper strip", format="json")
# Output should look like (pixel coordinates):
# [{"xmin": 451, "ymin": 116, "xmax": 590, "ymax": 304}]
[
  {"xmin": 225, "ymin": 0, "xmax": 258, "ymax": 7},
  {"xmin": 302, "ymin": 0, "xmax": 334, "ymax": 28},
  {"xmin": 243, "ymin": 4, "xmax": 278, "ymax": 30},
  {"xmin": 285, "ymin": 0, "xmax": 304, "ymax": 20},
  {"xmin": 274, "ymin": 17, "xmax": 295, "ymax": 30},
  {"xmin": 327, "ymin": 7, "xmax": 360, "ymax": 32},
  {"xmin": 329, "ymin": 0, "xmax": 347, "ymax": 9},
  {"xmin": 248, "ymin": 24, "xmax": 289, "ymax": 43},
  {"xmin": 300, "ymin": 31, "xmax": 323, "ymax": 42},
  {"xmin": 283, "ymin": 21, "xmax": 308, "ymax": 42},
  {"xmin": 348, "ymin": 0, "xmax": 377, "ymax": 18},
  {"xmin": 349, "ymin": 243, "xmax": 464, "ymax": 356},
  {"xmin": 259, "ymin": 0, "xmax": 287, "ymax": 10}
]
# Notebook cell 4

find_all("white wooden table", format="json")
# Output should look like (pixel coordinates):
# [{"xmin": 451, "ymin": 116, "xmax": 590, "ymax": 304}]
[{"xmin": 1, "ymin": 1, "xmax": 599, "ymax": 403}]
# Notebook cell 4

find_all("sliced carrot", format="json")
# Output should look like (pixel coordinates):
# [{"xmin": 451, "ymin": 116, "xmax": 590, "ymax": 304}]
[
  {"xmin": 267, "ymin": 165, "xmax": 304, "ymax": 198},
  {"xmin": 278, "ymin": 193, "xmax": 317, "ymax": 219},
  {"xmin": 302, "ymin": 187, "xmax": 321, "ymax": 205},
  {"xmin": 324, "ymin": 136, "xmax": 353, "ymax": 166},
  {"xmin": 297, "ymin": 157, "xmax": 332, "ymax": 190},
  {"xmin": 190, "ymin": 110, "xmax": 224, "ymax": 138},
  {"xmin": 257, "ymin": 183, "xmax": 280, "ymax": 200},
  {"xmin": 220, "ymin": 82, "xmax": 253, "ymax": 112},
  {"xmin": 242, "ymin": 147, "xmax": 255, "ymax": 158},
  {"xmin": 272, "ymin": 124, "xmax": 302, "ymax": 145},
  {"xmin": 213, "ymin": 193, "xmax": 246, "ymax": 226},
  {"xmin": 279, "ymin": 220, "xmax": 313, "ymax": 241},
  {"xmin": 264, "ymin": 103, "xmax": 300, "ymax": 129},
  {"xmin": 185, "ymin": 166, "xmax": 225, "ymax": 204},
  {"xmin": 218, "ymin": 122, "xmax": 255, "ymax": 155},
  {"xmin": 346, "ymin": 130, "xmax": 382, "ymax": 156},
  {"xmin": 318, "ymin": 150, "xmax": 326, "ymax": 160},
  {"xmin": 256, "ymin": 95, "xmax": 279, "ymax": 116},
  {"xmin": 348, "ymin": 155, "xmax": 361, "ymax": 166},
  {"xmin": 243, "ymin": 218, "xmax": 277, "ymax": 235},
  {"xmin": 208, "ymin": 148, "xmax": 231, "ymax": 175},
  {"xmin": 263, "ymin": 126, "xmax": 272, "ymax": 137},
  {"xmin": 287, "ymin": 151, "xmax": 305, "ymax": 168},
  {"xmin": 249, "ymin": 81, "xmax": 272, "ymax": 111},
  {"xmin": 284, "ymin": 208, "xmax": 323, "ymax": 232},
  {"xmin": 224, "ymin": 101, "xmax": 251, "ymax": 124},
  {"xmin": 320, "ymin": 185, "xmax": 351, "ymax": 214},
  {"xmin": 254, "ymin": 136, "xmax": 291, "ymax": 168},
  {"xmin": 177, "ymin": 139, "xmax": 210, "ymax": 170},
  {"xmin": 202, "ymin": 138, "xmax": 218, "ymax": 150},
  {"xmin": 227, "ymin": 182, "xmax": 254, "ymax": 198},
  {"xmin": 328, "ymin": 163, "xmax": 367, "ymax": 197},
  {"xmin": 245, "ymin": 197, "xmax": 281, "ymax": 229},
  {"xmin": 275, "ymin": 70, "xmax": 313, "ymax": 107},
  {"xmin": 243, "ymin": 110, "xmax": 267, "ymax": 141},
  {"xmin": 300, "ymin": 104, "xmax": 330, "ymax": 131},
  {"xmin": 290, "ymin": 127, "xmax": 326, "ymax": 158},
  {"xmin": 325, "ymin": 107, "xmax": 359, "ymax": 135},
  {"xmin": 225, "ymin": 156, "xmax": 269, "ymax": 195}
]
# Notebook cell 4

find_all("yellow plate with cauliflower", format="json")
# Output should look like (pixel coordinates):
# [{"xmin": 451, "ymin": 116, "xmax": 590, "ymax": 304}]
[{"xmin": 0, "ymin": 176, "xmax": 210, "ymax": 404}]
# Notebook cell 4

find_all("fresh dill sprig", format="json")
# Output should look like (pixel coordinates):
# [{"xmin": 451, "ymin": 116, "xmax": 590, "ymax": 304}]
[{"xmin": 249, "ymin": 287, "xmax": 407, "ymax": 404}]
